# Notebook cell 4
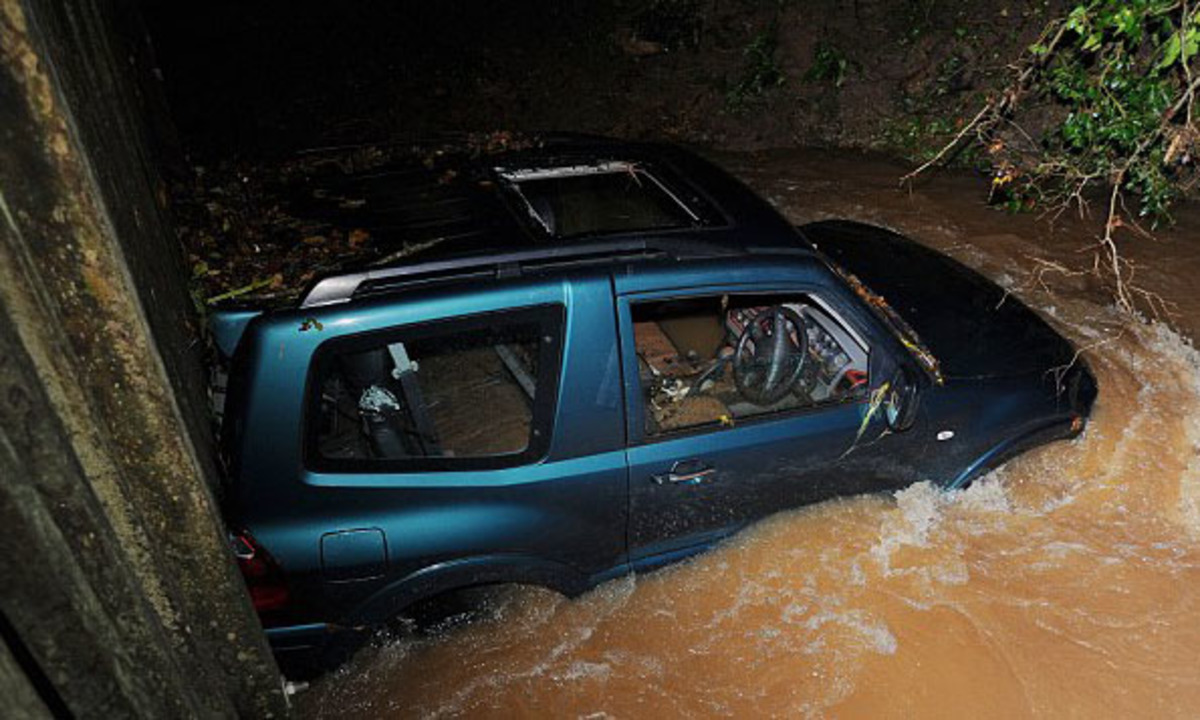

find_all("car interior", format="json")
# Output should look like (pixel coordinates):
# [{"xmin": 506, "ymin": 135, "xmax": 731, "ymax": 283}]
[
  {"xmin": 315, "ymin": 328, "xmax": 539, "ymax": 462},
  {"xmin": 632, "ymin": 293, "xmax": 870, "ymax": 434}
]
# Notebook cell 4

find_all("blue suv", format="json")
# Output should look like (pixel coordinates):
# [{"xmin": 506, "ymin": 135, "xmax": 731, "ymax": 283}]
[{"xmin": 211, "ymin": 140, "xmax": 1096, "ymax": 675}]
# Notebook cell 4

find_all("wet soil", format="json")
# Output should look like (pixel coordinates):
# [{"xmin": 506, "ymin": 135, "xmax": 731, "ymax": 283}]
[{"xmin": 296, "ymin": 151, "xmax": 1200, "ymax": 718}]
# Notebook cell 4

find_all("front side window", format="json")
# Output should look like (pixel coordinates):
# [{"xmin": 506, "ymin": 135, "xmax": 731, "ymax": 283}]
[
  {"xmin": 308, "ymin": 306, "xmax": 562, "ymax": 471},
  {"xmin": 632, "ymin": 293, "xmax": 870, "ymax": 437}
]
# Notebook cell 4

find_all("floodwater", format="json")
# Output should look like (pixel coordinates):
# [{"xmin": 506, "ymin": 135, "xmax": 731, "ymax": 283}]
[{"xmin": 298, "ymin": 151, "xmax": 1200, "ymax": 718}]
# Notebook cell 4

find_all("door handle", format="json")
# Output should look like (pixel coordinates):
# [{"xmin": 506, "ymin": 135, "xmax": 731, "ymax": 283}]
[{"xmin": 653, "ymin": 460, "xmax": 716, "ymax": 485}]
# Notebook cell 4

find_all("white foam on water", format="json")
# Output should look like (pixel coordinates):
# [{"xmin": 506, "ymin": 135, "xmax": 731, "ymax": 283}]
[
  {"xmin": 892, "ymin": 482, "xmax": 945, "ymax": 544},
  {"xmin": 600, "ymin": 648, "xmax": 665, "ymax": 677},
  {"xmin": 955, "ymin": 475, "xmax": 1014, "ymax": 515},
  {"xmin": 555, "ymin": 661, "xmax": 612, "ymax": 682},
  {"xmin": 1138, "ymin": 324, "xmax": 1200, "ymax": 536},
  {"xmin": 803, "ymin": 609, "xmax": 898, "ymax": 656},
  {"xmin": 781, "ymin": 602, "xmax": 810, "ymax": 624},
  {"xmin": 1040, "ymin": 541, "xmax": 1092, "ymax": 558}
]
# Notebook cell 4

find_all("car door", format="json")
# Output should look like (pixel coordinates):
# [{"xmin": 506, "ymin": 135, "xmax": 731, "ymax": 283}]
[
  {"xmin": 617, "ymin": 280, "xmax": 926, "ymax": 568},
  {"xmin": 236, "ymin": 273, "xmax": 632, "ymax": 625}
]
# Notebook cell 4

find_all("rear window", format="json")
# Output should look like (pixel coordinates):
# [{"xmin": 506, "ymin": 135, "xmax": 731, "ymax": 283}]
[
  {"xmin": 499, "ymin": 162, "xmax": 707, "ymax": 238},
  {"xmin": 305, "ymin": 305, "xmax": 564, "ymax": 472}
]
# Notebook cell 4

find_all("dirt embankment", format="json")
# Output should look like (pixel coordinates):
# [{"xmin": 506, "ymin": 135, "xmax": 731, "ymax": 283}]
[{"xmin": 144, "ymin": 1, "xmax": 1066, "ymax": 159}]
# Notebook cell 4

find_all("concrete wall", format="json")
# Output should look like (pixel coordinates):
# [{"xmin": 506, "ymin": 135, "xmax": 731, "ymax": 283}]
[{"xmin": 0, "ymin": 0, "xmax": 286, "ymax": 715}]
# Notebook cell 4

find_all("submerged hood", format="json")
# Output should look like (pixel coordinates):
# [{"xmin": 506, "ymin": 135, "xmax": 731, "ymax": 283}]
[{"xmin": 803, "ymin": 220, "xmax": 1074, "ymax": 379}]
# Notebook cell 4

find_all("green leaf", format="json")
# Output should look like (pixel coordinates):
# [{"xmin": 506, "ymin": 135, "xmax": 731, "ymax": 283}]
[
  {"xmin": 1158, "ymin": 33, "xmax": 1181, "ymax": 69},
  {"xmin": 1066, "ymin": 5, "xmax": 1090, "ymax": 33},
  {"xmin": 1115, "ymin": 6, "xmax": 1139, "ymax": 37},
  {"xmin": 1185, "ymin": 27, "xmax": 1200, "ymax": 59}
]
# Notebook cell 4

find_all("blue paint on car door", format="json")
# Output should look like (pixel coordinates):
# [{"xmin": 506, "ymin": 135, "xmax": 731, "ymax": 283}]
[
  {"xmin": 615, "ymin": 280, "xmax": 925, "ymax": 569},
  {"xmin": 625, "ymin": 405, "xmax": 871, "ymax": 565}
]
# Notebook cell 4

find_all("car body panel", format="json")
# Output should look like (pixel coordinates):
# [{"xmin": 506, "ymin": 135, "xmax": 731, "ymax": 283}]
[{"xmin": 803, "ymin": 219, "xmax": 1076, "ymax": 378}]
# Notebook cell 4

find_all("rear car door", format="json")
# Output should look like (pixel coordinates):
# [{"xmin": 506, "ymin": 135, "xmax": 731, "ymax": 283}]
[
  {"xmin": 233, "ymin": 273, "xmax": 630, "ymax": 633},
  {"xmin": 617, "ymin": 277, "xmax": 924, "ymax": 568}
]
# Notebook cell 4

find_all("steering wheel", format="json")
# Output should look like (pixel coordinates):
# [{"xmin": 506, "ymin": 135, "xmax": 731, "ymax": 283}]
[{"xmin": 733, "ymin": 306, "xmax": 808, "ymax": 405}]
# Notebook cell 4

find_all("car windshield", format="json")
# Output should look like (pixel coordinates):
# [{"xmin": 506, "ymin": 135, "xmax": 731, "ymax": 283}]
[
  {"xmin": 827, "ymin": 262, "xmax": 944, "ymax": 384},
  {"xmin": 499, "ymin": 162, "xmax": 699, "ymax": 237}
]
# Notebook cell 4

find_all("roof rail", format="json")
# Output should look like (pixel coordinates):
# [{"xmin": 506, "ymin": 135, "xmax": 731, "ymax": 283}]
[
  {"xmin": 300, "ymin": 239, "xmax": 665, "ymax": 308},
  {"xmin": 298, "ymin": 233, "xmax": 813, "ymax": 309}
]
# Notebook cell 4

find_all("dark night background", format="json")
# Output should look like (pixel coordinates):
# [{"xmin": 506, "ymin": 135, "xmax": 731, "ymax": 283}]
[
  {"xmin": 138, "ymin": 1, "xmax": 1064, "ymax": 159},
  {"xmin": 132, "ymin": 0, "xmax": 1077, "ymax": 318}
]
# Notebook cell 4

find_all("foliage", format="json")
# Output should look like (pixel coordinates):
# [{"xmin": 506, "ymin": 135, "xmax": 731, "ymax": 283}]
[
  {"xmin": 906, "ymin": 0, "xmax": 1200, "ymax": 313},
  {"xmin": 726, "ymin": 26, "xmax": 786, "ymax": 111},
  {"xmin": 178, "ymin": 132, "xmax": 541, "ymax": 309},
  {"xmin": 803, "ymin": 41, "xmax": 851, "ymax": 87},
  {"xmin": 1014, "ymin": 1, "xmax": 1198, "ymax": 220},
  {"xmin": 878, "ymin": 114, "xmax": 966, "ymax": 162}
]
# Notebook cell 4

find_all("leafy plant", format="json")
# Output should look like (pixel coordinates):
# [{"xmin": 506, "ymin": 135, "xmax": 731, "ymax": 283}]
[
  {"xmin": 905, "ymin": 0, "xmax": 1200, "ymax": 315},
  {"xmin": 878, "ymin": 114, "xmax": 966, "ymax": 162},
  {"xmin": 803, "ymin": 41, "xmax": 851, "ymax": 87},
  {"xmin": 726, "ymin": 27, "xmax": 786, "ymax": 111}
]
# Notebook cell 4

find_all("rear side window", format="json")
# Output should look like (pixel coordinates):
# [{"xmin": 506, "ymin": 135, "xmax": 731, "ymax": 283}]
[{"xmin": 306, "ymin": 305, "xmax": 564, "ymax": 472}]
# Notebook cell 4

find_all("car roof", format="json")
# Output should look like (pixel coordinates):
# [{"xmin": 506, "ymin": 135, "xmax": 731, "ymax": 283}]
[{"xmin": 294, "ymin": 139, "xmax": 814, "ymax": 308}]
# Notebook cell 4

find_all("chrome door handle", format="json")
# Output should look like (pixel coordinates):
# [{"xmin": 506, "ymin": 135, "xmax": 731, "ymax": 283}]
[{"xmin": 653, "ymin": 460, "xmax": 716, "ymax": 485}]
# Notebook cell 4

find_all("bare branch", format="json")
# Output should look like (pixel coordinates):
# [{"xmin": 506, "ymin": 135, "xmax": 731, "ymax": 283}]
[
  {"xmin": 899, "ymin": 104, "xmax": 992, "ymax": 188},
  {"xmin": 898, "ymin": 20, "xmax": 1073, "ymax": 187}
]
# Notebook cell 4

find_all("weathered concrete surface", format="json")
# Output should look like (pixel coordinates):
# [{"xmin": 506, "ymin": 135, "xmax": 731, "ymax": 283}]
[
  {"xmin": 0, "ymin": 288, "xmax": 202, "ymax": 717},
  {"xmin": 0, "ymin": 615, "xmax": 54, "ymax": 720},
  {"xmin": 0, "ymin": 0, "xmax": 286, "ymax": 715}
]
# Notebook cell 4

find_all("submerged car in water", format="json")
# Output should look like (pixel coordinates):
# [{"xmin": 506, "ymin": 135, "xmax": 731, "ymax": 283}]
[{"xmin": 211, "ymin": 139, "xmax": 1096, "ymax": 675}]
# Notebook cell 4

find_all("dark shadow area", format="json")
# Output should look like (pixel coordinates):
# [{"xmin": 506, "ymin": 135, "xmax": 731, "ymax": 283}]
[
  {"xmin": 142, "ymin": 0, "xmax": 619, "ymax": 156},
  {"xmin": 141, "ymin": 1, "xmax": 1065, "ymax": 160}
]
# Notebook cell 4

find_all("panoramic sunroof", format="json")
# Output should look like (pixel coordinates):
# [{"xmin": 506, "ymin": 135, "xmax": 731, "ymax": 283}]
[{"xmin": 498, "ymin": 161, "xmax": 701, "ymax": 238}]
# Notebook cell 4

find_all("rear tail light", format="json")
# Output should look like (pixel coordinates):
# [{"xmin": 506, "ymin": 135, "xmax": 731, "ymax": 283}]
[{"xmin": 230, "ymin": 531, "xmax": 290, "ymax": 613}]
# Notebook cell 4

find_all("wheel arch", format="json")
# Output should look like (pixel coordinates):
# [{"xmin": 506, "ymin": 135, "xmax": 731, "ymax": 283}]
[
  {"xmin": 948, "ymin": 415, "xmax": 1080, "ymax": 490},
  {"xmin": 344, "ymin": 554, "xmax": 591, "ymax": 627}
]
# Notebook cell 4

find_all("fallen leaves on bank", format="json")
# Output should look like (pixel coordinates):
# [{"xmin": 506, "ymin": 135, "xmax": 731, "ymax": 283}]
[{"xmin": 175, "ymin": 131, "xmax": 540, "ymax": 310}]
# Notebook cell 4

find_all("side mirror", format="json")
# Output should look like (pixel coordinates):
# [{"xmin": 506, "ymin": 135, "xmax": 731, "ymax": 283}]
[{"xmin": 884, "ymin": 367, "xmax": 919, "ymax": 432}]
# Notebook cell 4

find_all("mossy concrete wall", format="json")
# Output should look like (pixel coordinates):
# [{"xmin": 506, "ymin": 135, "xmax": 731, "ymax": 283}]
[{"xmin": 0, "ymin": 0, "xmax": 287, "ymax": 715}]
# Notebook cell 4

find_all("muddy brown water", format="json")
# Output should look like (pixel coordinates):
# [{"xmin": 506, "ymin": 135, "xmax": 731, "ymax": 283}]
[{"xmin": 297, "ymin": 151, "xmax": 1200, "ymax": 718}]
